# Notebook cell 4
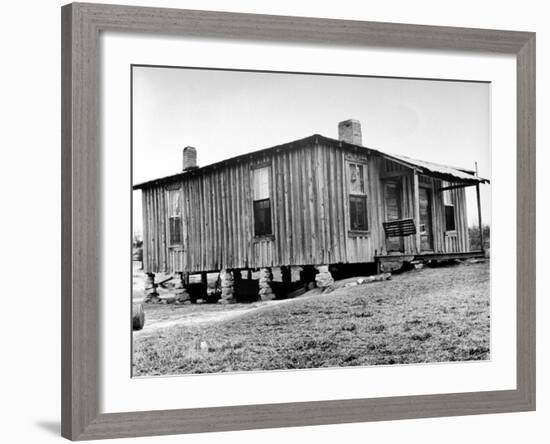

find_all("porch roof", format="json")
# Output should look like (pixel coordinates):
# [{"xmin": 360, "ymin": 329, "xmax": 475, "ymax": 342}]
[{"xmin": 377, "ymin": 151, "xmax": 490, "ymax": 185}]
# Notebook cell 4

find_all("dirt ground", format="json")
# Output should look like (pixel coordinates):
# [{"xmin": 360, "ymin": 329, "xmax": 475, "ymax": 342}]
[
  {"xmin": 132, "ymin": 260, "xmax": 490, "ymax": 376},
  {"xmin": 134, "ymin": 290, "xmax": 326, "ymax": 337}
]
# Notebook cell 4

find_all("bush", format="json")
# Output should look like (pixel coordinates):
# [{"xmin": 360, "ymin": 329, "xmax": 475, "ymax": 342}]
[{"xmin": 469, "ymin": 225, "xmax": 490, "ymax": 251}]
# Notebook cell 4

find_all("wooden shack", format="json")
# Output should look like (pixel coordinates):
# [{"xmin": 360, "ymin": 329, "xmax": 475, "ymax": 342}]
[{"xmin": 134, "ymin": 119, "xmax": 489, "ymax": 303}]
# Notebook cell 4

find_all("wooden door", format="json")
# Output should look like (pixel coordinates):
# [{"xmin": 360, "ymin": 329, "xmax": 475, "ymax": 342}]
[
  {"xmin": 419, "ymin": 187, "xmax": 433, "ymax": 251},
  {"xmin": 384, "ymin": 181, "xmax": 404, "ymax": 252}
]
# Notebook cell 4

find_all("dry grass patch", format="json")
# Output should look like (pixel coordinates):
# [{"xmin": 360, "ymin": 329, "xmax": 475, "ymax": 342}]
[{"xmin": 133, "ymin": 261, "xmax": 490, "ymax": 376}]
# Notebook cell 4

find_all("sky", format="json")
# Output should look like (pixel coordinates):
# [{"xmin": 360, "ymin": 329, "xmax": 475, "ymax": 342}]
[{"xmin": 132, "ymin": 66, "xmax": 491, "ymax": 236}]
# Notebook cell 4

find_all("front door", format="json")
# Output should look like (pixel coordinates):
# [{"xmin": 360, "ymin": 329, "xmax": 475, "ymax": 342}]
[
  {"xmin": 384, "ymin": 181, "xmax": 404, "ymax": 253},
  {"xmin": 419, "ymin": 187, "xmax": 433, "ymax": 251}
]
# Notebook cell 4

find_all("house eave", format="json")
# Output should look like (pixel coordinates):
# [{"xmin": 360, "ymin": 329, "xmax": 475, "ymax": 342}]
[{"xmin": 132, "ymin": 134, "xmax": 489, "ymax": 190}]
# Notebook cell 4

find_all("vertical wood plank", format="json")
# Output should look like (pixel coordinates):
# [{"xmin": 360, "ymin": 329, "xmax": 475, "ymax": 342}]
[
  {"xmin": 413, "ymin": 171, "xmax": 421, "ymax": 253},
  {"xmin": 476, "ymin": 183, "xmax": 484, "ymax": 252}
]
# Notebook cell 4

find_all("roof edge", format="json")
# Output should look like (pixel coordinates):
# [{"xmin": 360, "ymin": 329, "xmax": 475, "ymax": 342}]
[{"xmin": 133, "ymin": 134, "xmax": 489, "ymax": 189}]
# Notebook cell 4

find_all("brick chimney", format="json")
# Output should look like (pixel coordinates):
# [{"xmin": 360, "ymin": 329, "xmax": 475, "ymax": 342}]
[
  {"xmin": 338, "ymin": 119, "xmax": 362, "ymax": 146},
  {"xmin": 182, "ymin": 146, "xmax": 198, "ymax": 172}
]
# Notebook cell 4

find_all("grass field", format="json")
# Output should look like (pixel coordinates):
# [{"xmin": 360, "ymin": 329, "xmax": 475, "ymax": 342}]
[{"xmin": 133, "ymin": 261, "xmax": 490, "ymax": 376}]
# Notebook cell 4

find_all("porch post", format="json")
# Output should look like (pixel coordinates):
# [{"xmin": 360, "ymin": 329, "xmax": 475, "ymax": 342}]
[
  {"xmin": 476, "ymin": 183, "xmax": 484, "ymax": 253},
  {"xmin": 413, "ymin": 171, "xmax": 421, "ymax": 253}
]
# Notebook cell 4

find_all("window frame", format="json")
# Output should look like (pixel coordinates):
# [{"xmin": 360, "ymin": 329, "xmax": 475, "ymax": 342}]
[
  {"xmin": 251, "ymin": 163, "xmax": 273, "ymax": 239},
  {"xmin": 253, "ymin": 197, "xmax": 273, "ymax": 238},
  {"xmin": 444, "ymin": 203, "xmax": 456, "ymax": 232},
  {"xmin": 442, "ymin": 183, "xmax": 457, "ymax": 233},
  {"xmin": 166, "ymin": 185, "xmax": 183, "ymax": 248},
  {"xmin": 347, "ymin": 160, "xmax": 369, "ymax": 233}
]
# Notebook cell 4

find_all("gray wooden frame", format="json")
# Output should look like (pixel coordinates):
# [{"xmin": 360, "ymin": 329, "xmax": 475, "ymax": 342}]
[{"xmin": 61, "ymin": 2, "xmax": 536, "ymax": 440}]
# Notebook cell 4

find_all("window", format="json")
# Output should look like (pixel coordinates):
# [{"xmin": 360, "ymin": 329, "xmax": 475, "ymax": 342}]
[
  {"xmin": 253, "ymin": 166, "xmax": 272, "ymax": 236},
  {"xmin": 442, "ymin": 183, "xmax": 456, "ymax": 231},
  {"xmin": 445, "ymin": 205, "xmax": 456, "ymax": 231},
  {"xmin": 348, "ymin": 162, "xmax": 368, "ymax": 231},
  {"xmin": 254, "ymin": 199, "xmax": 272, "ymax": 236},
  {"xmin": 350, "ymin": 195, "xmax": 368, "ymax": 230},
  {"xmin": 167, "ymin": 188, "xmax": 182, "ymax": 245}
]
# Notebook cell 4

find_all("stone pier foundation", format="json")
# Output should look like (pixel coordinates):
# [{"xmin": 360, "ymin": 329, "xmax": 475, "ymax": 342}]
[
  {"xmin": 144, "ymin": 272, "xmax": 160, "ymax": 303},
  {"xmin": 174, "ymin": 272, "xmax": 190, "ymax": 304},
  {"xmin": 219, "ymin": 269, "xmax": 235, "ymax": 304},
  {"xmin": 315, "ymin": 265, "xmax": 334, "ymax": 292},
  {"xmin": 258, "ymin": 267, "xmax": 275, "ymax": 301}
]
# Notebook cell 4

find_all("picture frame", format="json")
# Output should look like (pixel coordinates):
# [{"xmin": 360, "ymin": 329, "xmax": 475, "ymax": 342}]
[{"xmin": 61, "ymin": 2, "xmax": 535, "ymax": 440}]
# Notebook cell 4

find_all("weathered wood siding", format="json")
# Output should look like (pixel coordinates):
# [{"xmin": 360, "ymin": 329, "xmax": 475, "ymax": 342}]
[
  {"xmin": 141, "ymin": 141, "xmax": 471, "ymax": 273},
  {"xmin": 438, "ymin": 184, "xmax": 470, "ymax": 253}
]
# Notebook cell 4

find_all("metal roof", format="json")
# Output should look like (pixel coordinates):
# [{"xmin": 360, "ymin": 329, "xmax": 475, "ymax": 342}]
[
  {"xmin": 133, "ymin": 134, "xmax": 489, "ymax": 189},
  {"xmin": 377, "ymin": 152, "xmax": 490, "ymax": 184}
]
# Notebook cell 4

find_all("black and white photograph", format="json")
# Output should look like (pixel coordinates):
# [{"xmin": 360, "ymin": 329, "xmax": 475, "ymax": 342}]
[
  {"xmin": 131, "ymin": 66, "xmax": 491, "ymax": 377},
  {"xmin": 2, "ymin": 0, "xmax": 543, "ymax": 442}
]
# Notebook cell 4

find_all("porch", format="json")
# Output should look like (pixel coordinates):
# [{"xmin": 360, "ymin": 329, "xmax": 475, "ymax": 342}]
[
  {"xmin": 375, "ymin": 250, "xmax": 486, "ymax": 273},
  {"xmin": 378, "ymin": 152, "xmax": 490, "ymax": 258}
]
